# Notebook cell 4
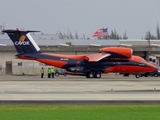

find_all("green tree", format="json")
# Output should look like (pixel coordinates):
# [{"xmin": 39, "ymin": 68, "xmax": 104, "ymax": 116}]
[
  {"xmin": 145, "ymin": 31, "xmax": 156, "ymax": 40},
  {"xmin": 69, "ymin": 33, "xmax": 74, "ymax": 39},
  {"xmin": 123, "ymin": 31, "xmax": 128, "ymax": 39},
  {"xmin": 109, "ymin": 29, "xmax": 120, "ymax": 39},
  {"xmin": 157, "ymin": 23, "xmax": 160, "ymax": 39},
  {"xmin": 58, "ymin": 31, "xmax": 64, "ymax": 39},
  {"xmin": 145, "ymin": 31, "xmax": 152, "ymax": 40},
  {"xmin": 75, "ymin": 31, "xmax": 79, "ymax": 39}
]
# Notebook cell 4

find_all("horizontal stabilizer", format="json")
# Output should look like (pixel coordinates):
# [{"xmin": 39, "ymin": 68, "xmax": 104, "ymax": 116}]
[{"xmin": 2, "ymin": 29, "xmax": 40, "ymax": 33}]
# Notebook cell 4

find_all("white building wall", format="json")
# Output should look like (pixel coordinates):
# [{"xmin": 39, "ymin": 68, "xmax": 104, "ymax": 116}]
[
  {"xmin": 12, "ymin": 60, "xmax": 51, "ymax": 75},
  {"xmin": 24, "ymin": 61, "xmax": 51, "ymax": 76},
  {"xmin": 0, "ymin": 51, "xmax": 59, "ymax": 75},
  {"xmin": 0, "ymin": 51, "xmax": 16, "ymax": 74}
]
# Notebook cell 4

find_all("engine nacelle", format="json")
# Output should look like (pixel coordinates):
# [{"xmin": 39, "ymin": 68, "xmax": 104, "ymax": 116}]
[{"xmin": 99, "ymin": 47, "xmax": 133, "ymax": 58}]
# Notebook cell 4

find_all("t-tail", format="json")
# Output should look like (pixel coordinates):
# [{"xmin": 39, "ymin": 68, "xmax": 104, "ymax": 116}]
[{"xmin": 2, "ymin": 29, "xmax": 41, "ymax": 54}]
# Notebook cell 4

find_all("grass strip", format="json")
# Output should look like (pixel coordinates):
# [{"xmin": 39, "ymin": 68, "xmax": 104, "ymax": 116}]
[{"xmin": 0, "ymin": 105, "xmax": 160, "ymax": 120}]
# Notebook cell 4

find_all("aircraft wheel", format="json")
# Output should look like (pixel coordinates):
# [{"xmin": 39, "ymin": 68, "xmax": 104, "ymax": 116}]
[
  {"xmin": 145, "ymin": 74, "xmax": 148, "ymax": 77},
  {"xmin": 94, "ymin": 72, "xmax": 101, "ymax": 78},
  {"xmin": 135, "ymin": 74, "xmax": 140, "ymax": 78},
  {"xmin": 55, "ymin": 72, "xmax": 59, "ymax": 77},
  {"xmin": 88, "ymin": 72, "xmax": 94, "ymax": 78},
  {"xmin": 154, "ymin": 73, "xmax": 158, "ymax": 77},
  {"xmin": 86, "ymin": 74, "xmax": 89, "ymax": 78},
  {"xmin": 86, "ymin": 71, "xmax": 94, "ymax": 78},
  {"xmin": 86, "ymin": 72, "xmax": 89, "ymax": 78}
]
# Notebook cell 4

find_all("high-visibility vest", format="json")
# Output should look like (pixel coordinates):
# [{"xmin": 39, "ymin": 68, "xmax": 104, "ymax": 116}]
[
  {"xmin": 40, "ymin": 69, "xmax": 44, "ymax": 73},
  {"xmin": 51, "ymin": 68, "xmax": 55, "ymax": 73},
  {"xmin": 48, "ymin": 69, "xmax": 51, "ymax": 74}
]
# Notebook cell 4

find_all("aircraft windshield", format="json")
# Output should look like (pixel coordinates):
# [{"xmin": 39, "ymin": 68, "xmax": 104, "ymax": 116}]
[{"xmin": 140, "ymin": 59, "xmax": 146, "ymax": 63}]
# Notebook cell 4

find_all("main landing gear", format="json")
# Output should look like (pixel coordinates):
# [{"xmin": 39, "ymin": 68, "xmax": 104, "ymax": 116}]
[{"xmin": 86, "ymin": 71, "xmax": 102, "ymax": 78}]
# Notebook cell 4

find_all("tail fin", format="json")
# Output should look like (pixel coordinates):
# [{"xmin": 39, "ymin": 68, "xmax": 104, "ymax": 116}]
[{"xmin": 3, "ymin": 29, "xmax": 41, "ymax": 54}]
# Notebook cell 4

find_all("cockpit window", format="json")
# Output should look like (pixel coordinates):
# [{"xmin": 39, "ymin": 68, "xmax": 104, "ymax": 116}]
[{"xmin": 140, "ymin": 59, "xmax": 146, "ymax": 63}]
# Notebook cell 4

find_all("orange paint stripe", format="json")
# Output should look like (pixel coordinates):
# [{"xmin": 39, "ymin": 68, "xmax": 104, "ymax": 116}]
[
  {"xmin": 104, "ymin": 65, "xmax": 156, "ymax": 73},
  {"xmin": 118, "ymin": 66, "xmax": 157, "ymax": 73},
  {"xmin": 17, "ymin": 56, "xmax": 35, "ymax": 60}
]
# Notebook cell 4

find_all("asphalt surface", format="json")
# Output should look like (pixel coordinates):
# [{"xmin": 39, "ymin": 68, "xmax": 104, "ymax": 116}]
[{"xmin": 0, "ymin": 74, "xmax": 160, "ymax": 104}]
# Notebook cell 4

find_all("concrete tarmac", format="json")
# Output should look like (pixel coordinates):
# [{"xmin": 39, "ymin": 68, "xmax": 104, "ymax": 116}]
[{"xmin": 0, "ymin": 74, "xmax": 160, "ymax": 104}]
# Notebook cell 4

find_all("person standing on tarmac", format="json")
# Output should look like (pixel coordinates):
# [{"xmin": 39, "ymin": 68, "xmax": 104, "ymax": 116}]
[
  {"xmin": 48, "ymin": 68, "xmax": 51, "ymax": 78},
  {"xmin": 40, "ymin": 67, "xmax": 44, "ymax": 78},
  {"xmin": 51, "ymin": 67, "xmax": 55, "ymax": 78}
]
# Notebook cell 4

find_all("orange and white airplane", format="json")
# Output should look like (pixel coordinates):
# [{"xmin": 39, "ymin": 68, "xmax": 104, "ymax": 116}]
[{"xmin": 3, "ymin": 29, "xmax": 157, "ymax": 78}]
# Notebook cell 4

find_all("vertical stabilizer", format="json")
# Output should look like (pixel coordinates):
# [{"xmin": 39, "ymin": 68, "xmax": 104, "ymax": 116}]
[{"xmin": 3, "ymin": 29, "xmax": 41, "ymax": 54}]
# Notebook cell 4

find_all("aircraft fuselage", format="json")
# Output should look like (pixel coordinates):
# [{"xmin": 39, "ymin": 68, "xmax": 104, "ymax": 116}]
[{"xmin": 17, "ymin": 52, "xmax": 157, "ymax": 75}]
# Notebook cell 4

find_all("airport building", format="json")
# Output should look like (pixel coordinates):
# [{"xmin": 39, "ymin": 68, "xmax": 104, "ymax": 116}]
[{"xmin": 0, "ymin": 32, "xmax": 160, "ymax": 75}]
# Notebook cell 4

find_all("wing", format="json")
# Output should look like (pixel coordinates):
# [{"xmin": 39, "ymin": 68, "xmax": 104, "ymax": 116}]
[{"xmin": 84, "ymin": 53, "xmax": 110, "ymax": 62}]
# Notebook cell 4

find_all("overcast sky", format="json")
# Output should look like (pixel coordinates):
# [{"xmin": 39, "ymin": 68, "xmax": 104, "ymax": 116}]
[{"xmin": 0, "ymin": 0, "xmax": 160, "ymax": 39}]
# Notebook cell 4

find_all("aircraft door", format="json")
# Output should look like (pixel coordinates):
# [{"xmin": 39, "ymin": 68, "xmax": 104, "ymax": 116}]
[{"xmin": 6, "ymin": 61, "xmax": 12, "ymax": 74}]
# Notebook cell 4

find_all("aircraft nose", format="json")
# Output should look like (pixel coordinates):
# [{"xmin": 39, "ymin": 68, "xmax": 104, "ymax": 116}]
[{"xmin": 147, "ymin": 62, "xmax": 158, "ymax": 72}]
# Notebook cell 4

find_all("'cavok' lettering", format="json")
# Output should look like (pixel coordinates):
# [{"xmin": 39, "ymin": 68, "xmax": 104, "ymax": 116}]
[{"xmin": 15, "ymin": 41, "xmax": 29, "ymax": 45}]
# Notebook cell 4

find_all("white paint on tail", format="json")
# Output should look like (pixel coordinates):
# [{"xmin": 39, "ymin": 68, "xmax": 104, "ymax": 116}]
[{"xmin": 26, "ymin": 33, "xmax": 40, "ymax": 51}]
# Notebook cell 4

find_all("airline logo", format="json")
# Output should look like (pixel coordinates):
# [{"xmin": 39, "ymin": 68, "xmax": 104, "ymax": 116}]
[
  {"xmin": 15, "ymin": 35, "xmax": 29, "ymax": 45},
  {"xmin": 20, "ymin": 35, "xmax": 25, "ymax": 42}
]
